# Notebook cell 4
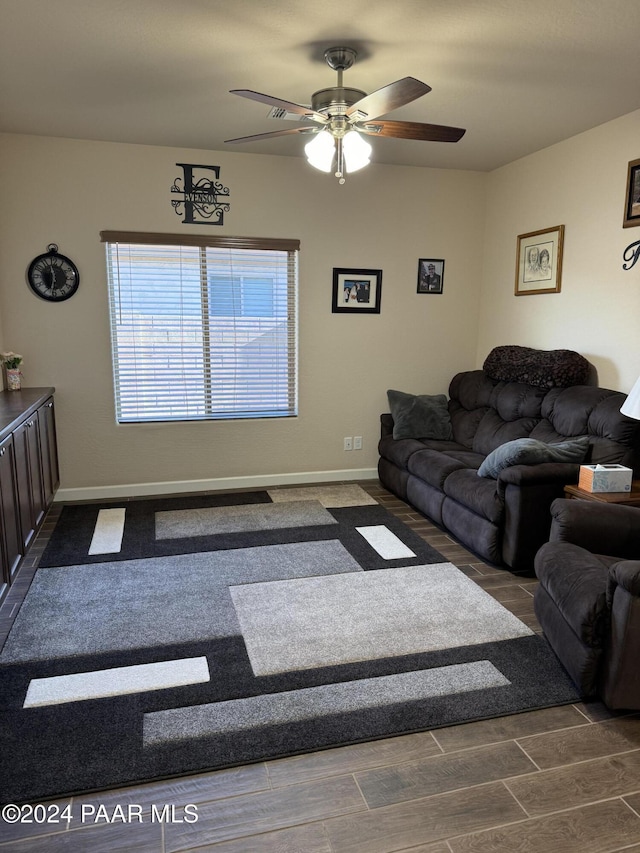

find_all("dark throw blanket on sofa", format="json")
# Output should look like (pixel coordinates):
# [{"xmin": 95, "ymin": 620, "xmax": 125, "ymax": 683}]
[{"xmin": 483, "ymin": 345, "xmax": 591, "ymax": 389}]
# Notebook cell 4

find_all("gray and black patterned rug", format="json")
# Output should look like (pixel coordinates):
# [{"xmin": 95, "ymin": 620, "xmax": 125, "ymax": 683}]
[{"xmin": 0, "ymin": 485, "xmax": 581, "ymax": 803}]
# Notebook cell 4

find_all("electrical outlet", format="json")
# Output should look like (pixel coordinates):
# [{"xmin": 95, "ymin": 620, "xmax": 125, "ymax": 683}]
[
  {"xmin": 354, "ymin": 436, "xmax": 363, "ymax": 450},
  {"xmin": 344, "ymin": 436, "xmax": 353, "ymax": 451}
]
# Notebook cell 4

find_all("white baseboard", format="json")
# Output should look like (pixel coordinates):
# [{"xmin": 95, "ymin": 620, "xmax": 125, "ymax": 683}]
[{"xmin": 54, "ymin": 467, "xmax": 379, "ymax": 503}]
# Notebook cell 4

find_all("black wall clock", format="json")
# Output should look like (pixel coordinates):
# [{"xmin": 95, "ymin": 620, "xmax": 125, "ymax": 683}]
[{"xmin": 27, "ymin": 243, "xmax": 80, "ymax": 302}]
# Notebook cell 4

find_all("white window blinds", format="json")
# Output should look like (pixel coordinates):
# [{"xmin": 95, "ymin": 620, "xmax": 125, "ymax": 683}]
[{"xmin": 101, "ymin": 232, "xmax": 299, "ymax": 423}]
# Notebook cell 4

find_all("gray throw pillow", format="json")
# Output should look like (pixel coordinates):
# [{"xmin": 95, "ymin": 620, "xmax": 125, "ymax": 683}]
[
  {"xmin": 477, "ymin": 436, "xmax": 590, "ymax": 479},
  {"xmin": 387, "ymin": 389, "xmax": 453, "ymax": 441}
]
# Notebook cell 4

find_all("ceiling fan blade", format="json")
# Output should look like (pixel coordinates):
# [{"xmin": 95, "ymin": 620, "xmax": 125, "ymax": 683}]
[
  {"xmin": 230, "ymin": 90, "xmax": 327, "ymax": 124},
  {"xmin": 225, "ymin": 126, "xmax": 320, "ymax": 144},
  {"xmin": 359, "ymin": 119, "xmax": 466, "ymax": 142},
  {"xmin": 345, "ymin": 77, "xmax": 431, "ymax": 120}
]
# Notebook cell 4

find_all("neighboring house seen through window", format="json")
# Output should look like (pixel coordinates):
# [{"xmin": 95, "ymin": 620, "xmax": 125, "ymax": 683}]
[{"xmin": 101, "ymin": 232, "xmax": 299, "ymax": 423}]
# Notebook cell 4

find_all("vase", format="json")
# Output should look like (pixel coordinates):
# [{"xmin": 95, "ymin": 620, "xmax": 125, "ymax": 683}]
[{"xmin": 6, "ymin": 368, "xmax": 21, "ymax": 391}]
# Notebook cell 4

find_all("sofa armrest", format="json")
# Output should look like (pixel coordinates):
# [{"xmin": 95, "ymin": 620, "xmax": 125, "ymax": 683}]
[
  {"xmin": 380, "ymin": 412, "xmax": 394, "ymax": 439},
  {"xmin": 497, "ymin": 461, "xmax": 580, "ymax": 488},
  {"xmin": 603, "ymin": 559, "xmax": 640, "ymax": 709},
  {"xmin": 549, "ymin": 498, "xmax": 640, "ymax": 558},
  {"xmin": 609, "ymin": 560, "xmax": 640, "ymax": 598},
  {"xmin": 497, "ymin": 461, "xmax": 588, "ymax": 573},
  {"xmin": 499, "ymin": 470, "xmax": 573, "ymax": 574}
]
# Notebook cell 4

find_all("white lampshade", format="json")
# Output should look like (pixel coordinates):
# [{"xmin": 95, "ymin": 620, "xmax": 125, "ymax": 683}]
[
  {"xmin": 304, "ymin": 131, "xmax": 335, "ymax": 172},
  {"xmin": 343, "ymin": 131, "xmax": 372, "ymax": 172},
  {"xmin": 621, "ymin": 375, "xmax": 640, "ymax": 420}
]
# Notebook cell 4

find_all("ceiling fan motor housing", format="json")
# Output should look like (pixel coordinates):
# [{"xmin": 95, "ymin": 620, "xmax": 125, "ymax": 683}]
[{"xmin": 311, "ymin": 87, "xmax": 367, "ymax": 116}]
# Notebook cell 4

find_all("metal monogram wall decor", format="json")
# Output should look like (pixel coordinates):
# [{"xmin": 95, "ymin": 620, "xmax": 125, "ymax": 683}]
[
  {"xmin": 171, "ymin": 163, "xmax": 230, "ymax": 225},
  {"xmin": 623, "ymin": 239, "xmax": 640, "ymax": 271}
]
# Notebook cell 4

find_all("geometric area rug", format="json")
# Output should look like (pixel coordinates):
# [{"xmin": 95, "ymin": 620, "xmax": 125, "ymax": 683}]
[{"xmin": 0, "ymin": 485, "xmax": 581, "ymax": 803}]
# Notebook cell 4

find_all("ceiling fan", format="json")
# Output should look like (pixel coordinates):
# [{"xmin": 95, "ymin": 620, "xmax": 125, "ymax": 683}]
[{"xmin": 225, "ymin": 46, "xmax": 466, "ymax": 183}]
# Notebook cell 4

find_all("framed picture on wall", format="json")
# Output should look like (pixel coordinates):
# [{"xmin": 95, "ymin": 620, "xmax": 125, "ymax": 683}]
[
  {"xmin": 332, "ymin": 268, "xmax": 382, "ymax": 313},
  {"xmin": 623, "ymin": 158, "xmax": 640, "ymax": 228},
  {"xmin": 417, "ymin": 258, "xmax": 445, "ymax": 294},
  {"xmin": 515, "ymin": 225, "xmax": 564, "ymax": 296}
]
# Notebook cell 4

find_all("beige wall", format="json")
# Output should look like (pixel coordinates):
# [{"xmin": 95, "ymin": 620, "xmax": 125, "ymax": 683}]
[
  {"xmin": 0, "ymin": 134, "xmax": 486, "ymax": 497},
  {"xmin": 477, "ymin": 109, "xmax": 640, "ymax": 390},
  {"xmin": 5, "ymin": 109, "xmax": 637, "ymax": 499}
]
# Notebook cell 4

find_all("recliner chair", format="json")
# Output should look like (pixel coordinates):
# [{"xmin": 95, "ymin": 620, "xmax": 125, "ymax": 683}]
[{"xmin": 534, "ymin": 498, "xmax": 640, "ymax": 709}]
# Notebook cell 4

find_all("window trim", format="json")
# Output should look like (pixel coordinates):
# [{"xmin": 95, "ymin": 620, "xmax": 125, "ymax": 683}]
[{"xmin": 100, "ymin": 231, "xmax": 300, "ymax": 253}]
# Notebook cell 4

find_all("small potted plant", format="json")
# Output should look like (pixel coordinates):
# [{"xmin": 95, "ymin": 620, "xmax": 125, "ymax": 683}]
[{"xmin": 1, "ymin": 352, "xmax": 23, "ymax": 390}]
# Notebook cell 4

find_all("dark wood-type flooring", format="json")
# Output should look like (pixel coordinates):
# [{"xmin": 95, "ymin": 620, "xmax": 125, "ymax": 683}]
[{"xmin": 2, "ymin": 481, "xmax": 640, "ymax": 852}]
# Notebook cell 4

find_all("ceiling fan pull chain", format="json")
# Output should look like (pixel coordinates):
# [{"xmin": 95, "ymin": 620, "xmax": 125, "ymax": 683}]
[{"xmin": 335, "ymin": 137, "xmax": 346, "ymax": 184}]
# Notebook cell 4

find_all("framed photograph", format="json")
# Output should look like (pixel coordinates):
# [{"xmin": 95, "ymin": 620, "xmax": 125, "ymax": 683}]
[
  {"xmin": 623, "ymin": 158, "xmax": 640, "ymax": 228},
  {"xmin": 332, "ymin": 268, "xmax": 382, "ymax": 313},
  {"xmin": 417, "ymin": 258, "xmax": 445, "ymax": 294},
  {"xmin": 515, "ymin": 225, "xmax": 564, "ymax": 296}
]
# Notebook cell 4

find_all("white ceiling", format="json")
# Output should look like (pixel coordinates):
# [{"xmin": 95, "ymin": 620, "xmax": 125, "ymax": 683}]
[{"xmin": 1, "ymin": 0, "xmax": 640, "ymax": 172}]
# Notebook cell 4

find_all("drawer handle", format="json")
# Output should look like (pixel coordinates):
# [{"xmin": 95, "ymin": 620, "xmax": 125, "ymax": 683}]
[{"xmin": 0, "ymin": 447, "xmax": 5, "ymax": 457}]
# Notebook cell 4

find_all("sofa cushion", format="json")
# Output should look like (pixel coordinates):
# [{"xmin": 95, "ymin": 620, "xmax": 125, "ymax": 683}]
[
  {"xmin": 477, "ymin": 436, "xmax": 590, "ymax": 479},
  {"xmin": 449, "ymin": 404, "xmax": 488, "ymax": 450},
  {"xmin": 387, "ymin": 390, "xmax": 453, "ymax": 440},
  {"xmin": 472, "ymin": 409, "xmax": 541, "ymax": 456},
  {"xmin": 441, "ymin": 497, "xmax": 503, "ymax": 564},
  {"xmin": 449, "ymin": 370, "xmax": 497, "ymax": 410},
  {"xmin": 378, "ymin": 436, "xmax": 429, "ymax": 470},
  {"xmin": 538, "ymin": 386, "xmax": 632, "ymax": 442},
  {"xmin": 408, "ymin": 448, "xmax": 474, "ymax": 490},
  {"xmin": 448, "ymin": 370, "xmax": 496, "ymax": 449},
  {"xmin": 533, "ymin": 386, "xmax": 640, "ymax": 473},
  {"xmin": 490, "ymin": 381, "xmax": 548, "ymax": 421},
  {"xmin": 417, "ymin": 439, "xmax": 471, "ymax": 453},
  {"xmin": 443, "ymin": 469, "xmax": 504, "ymax": 524}
]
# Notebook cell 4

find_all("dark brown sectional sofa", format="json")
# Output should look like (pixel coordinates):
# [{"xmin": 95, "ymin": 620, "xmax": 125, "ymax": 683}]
[{"xmin": 378, "ymin": 347, "xmax": 640, "ymax": 575}]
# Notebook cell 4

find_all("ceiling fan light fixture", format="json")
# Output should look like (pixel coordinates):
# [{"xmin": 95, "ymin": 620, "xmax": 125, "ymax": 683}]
[
  {"xmin": 343, "ymin": 130, "xmax": 372, "ymax": 173},
  {"xmin": 304, "ymin": 130, "xmax": 335, "ymax": 172},
  {"xmin": 305, "ymin": 129, "xmax": 372, "ymax": 182}
]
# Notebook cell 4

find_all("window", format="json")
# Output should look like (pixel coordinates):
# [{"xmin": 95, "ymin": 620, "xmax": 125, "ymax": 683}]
[{"xmin": 101, "ymin": 232, "xmax": 299, "ymax": 423}]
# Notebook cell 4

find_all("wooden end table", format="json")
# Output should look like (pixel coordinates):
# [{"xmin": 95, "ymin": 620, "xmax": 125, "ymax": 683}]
[{"xmin": 563, "ymin": 480, "xmax": 640, "ymax": 506}]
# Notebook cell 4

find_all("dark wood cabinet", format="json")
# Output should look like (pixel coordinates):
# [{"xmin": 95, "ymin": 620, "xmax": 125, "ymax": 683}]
[
  {"xmin": 0, "ymin": 433, "xmax": 21, "ymax": 598},
  {"xmin": 40, "ymin": 398, "xmax": 59, "ymax": 507},
  {"xmin": 14, "ymin": 414, "xmax": 45, "ymax": 548},
  {"xmin": 0, "ymin": 389, "xmax": 58, "ymax": 604}
]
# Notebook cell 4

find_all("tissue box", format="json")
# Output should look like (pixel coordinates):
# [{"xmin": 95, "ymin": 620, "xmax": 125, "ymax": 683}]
[{"xmin": 578, "ymin": 464, "xmax": 633, "ymax": 493}]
